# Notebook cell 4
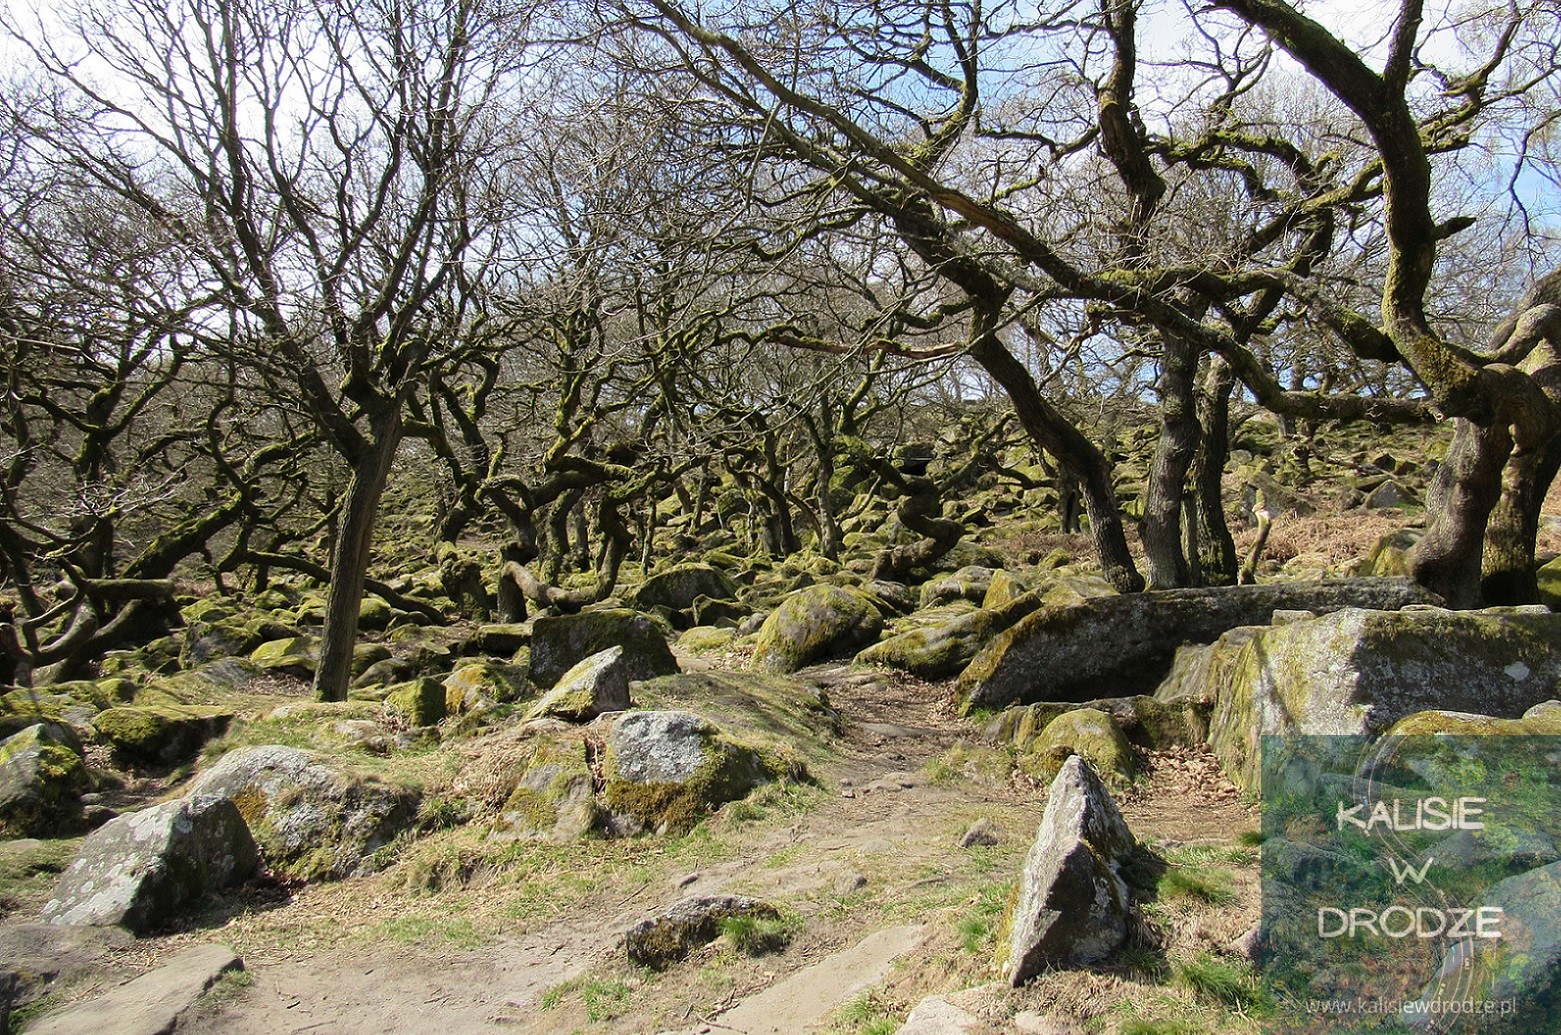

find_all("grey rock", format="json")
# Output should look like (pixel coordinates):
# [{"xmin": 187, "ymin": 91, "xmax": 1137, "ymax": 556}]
[
  {"xmin": 528, "ymin": 609, "xmax": 678, "ymax": 688},
  {"xmin": 1405, "ymin": 860, "xmax": 1561, "ymax": 1033},
  {"xmin": 187, "ymin": 745, "xmax": 418, "ymax": 881},
  {"xmin": 602, "ymin": 711, "xmax": 777, "ymax": 834},
  {"xmin": 894, "ymin": 995, "xmax": 982, "ymax": 1034},
  {"xmin": 961, "ymin": 578, "xmax": 1440, "ymax": 711},
  {"xmin": 0, "ymin": 924, "xmax": 132, "ymax": 1023},
  {"xmin": 26, "ymin": 943, "xmax": 242, "ymax": 1035},
  {"xmin": 41, "ymin": 795, "xmax": 257, "ymax": 934},
  {"xmin": 628, "ymin": 563, "xmax": 737, "ymax": 613},
  {"xmin": 1004, "ymin": 756, "xmax": 1137, "ymax": 984},
  {"xmin": 919, "ymin": 566, "xmax": 997, "ymax": 609},
  {"xmin": 526, "ymin": 646, "xmax": 630, "ymax": 722},
  {"xmin": 958, "ymin": 818, "xmax": 1001, "ymax": 848},
  {"xmin": 624, "ymin": 894, "xmax": 779, "ymax": 969}
]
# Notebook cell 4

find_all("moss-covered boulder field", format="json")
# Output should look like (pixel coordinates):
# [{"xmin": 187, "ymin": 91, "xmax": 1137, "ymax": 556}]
[{"xmin": 6, "ymin": 415, "xmax": 1561, "ymax": 1035}]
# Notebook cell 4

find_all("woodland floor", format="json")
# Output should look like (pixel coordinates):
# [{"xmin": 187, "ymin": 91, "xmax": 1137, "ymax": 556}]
[{"xmin": 10, "ymin": 646, "xmax": 1262, "ymax": 1035}]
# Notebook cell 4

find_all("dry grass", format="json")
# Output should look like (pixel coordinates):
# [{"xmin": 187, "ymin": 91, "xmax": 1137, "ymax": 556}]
[{"xmin": 1233, "ymin": 510, "xmax": 1409, "ymax": 571}]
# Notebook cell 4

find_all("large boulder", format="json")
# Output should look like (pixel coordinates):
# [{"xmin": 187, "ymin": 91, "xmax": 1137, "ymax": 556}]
[
  {"xmin": 528, "ymin": 609, "xmax": 679, "ymax": 689},
  {"xmin": 40, "ymin": 795, "xmax": 258, "ymax": 934},
  {"xmin": 442, "ymin": 661, "xmax": 529, "ymax": 716},
  {"xmin": 526, "ymin": 646, "xmax": 631, "ymax": 722},
  {"xmin": 0, "ymin": 723, "xmax": 89, "ymax": 837},
  {"xmin": 625, "ymin": 894, "xmax": 781, "ymax": 969},
  {"xmin": 186, "ymin": 745, "xmax": 419, "ymax": 881},
  {"xmin": 1404, "ymin": 860, "xmax": 1561, "ymax": 1034},
  {"xmin": 92, "ymin": 704, "xmax": 234, "ymax": 767},
  {"xmin": 602, "ymin": 710, "xmax": 783, "ymax": 834},
  {"xmin": 1158, "ymin": 606, "xmax": 1561, "ymax": 790},
  {"xmin": 1001, "ymin": 756, "xmax": 1137, "ymax": 984},
  {"xmin": 249, "ymin": 634, "xmax": 319, "ymax": 677},
  {"xmin": 628, "ymin": 563, "xmax": 738, "ymax": 613},
  {"xmin": 751, "ymin": 585, "xmax": 883, "ymax": 673},
  {"xmin": 960, "ymin": 577, "xmax": 1442, "ymax": 711},
  {"xmin": 857, "ymin": 592, "xmax": 1045, "ymax": 680},
  {"xmin": 919, "ymin": 566, "xmax": 997, "ymax": 608},
  {"xmin": 383, "ymin": 677, "xmax": 447, "ymax": 726}
]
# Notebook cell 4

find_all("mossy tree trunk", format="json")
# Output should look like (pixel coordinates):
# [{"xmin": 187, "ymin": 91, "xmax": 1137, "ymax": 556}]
[
  {"xmin": 1143, "ymin": 333, "xmax": 1199, "ymax": 588},
  {"xmin": 315, "ymin": 407, "xmax": 402, "ymax": 702}
]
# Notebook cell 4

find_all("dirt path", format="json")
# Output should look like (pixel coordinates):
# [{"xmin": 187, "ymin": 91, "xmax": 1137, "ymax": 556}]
[
  {"xmin": 171, "ymin": 666, "xmax": 1005, "ymax": 1034},
  {"xmin": 62, "ymin": 663, "xmax": 1254, "ymax": 1035}
]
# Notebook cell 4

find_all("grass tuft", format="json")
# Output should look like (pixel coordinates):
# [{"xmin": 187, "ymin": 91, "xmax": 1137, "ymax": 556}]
[{"xmin": 1173, "ymin": 951, "xmax": 1269, "ymax": 1012}]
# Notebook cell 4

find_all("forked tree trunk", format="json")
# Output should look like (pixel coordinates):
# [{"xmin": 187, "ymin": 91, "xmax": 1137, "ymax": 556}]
[
  {"xmin": 1481, "ymin": 436, "xmax": 1561, "ymax": 604},
  {"xmin": 1411, "ymin": 418, "xmax": 1512, "ymax": 608},
  {"xmin": 1190, "ymin": 356, "xmax": 1238, "ymax": 586},
  {"xmin": 315, "ymin": 409, "xmax": 403, "ymax": 703}
]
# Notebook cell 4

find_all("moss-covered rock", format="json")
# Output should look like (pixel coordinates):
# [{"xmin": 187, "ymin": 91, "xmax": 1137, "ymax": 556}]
[
  {"xmin": 987, "ymin": 695, "xmax": 1207, "ymax": 753},
  {"xmin": 1355, "ymin": 528, "xmax": 1423, "ymax": 577},
  {"xmin": 602, "ymin": 710, "xmax": 786, "ymax": 834},
  {"xmin": 1158, "ymin": 606, "xmax": 1561, "ymax": 791},
  {"xmin": 526, "ymin": 646, "xmax": 630, "ymax": 722},
  {"xmin": 384, "ymin": 677, "xmax": 448, "ymax": 727},
  {"xmin": 92, "ymin": 704, "xmax": 234, "ymax": 767},
  {"xmin": 1385, "ymin": 700, "xmax": 1561, "ymax": 737},
  {"xmin": 677, "ymin": 626, "xmax": 737, "ymax": 654},
  {"xmin": 250, "ymin": 635, "xmax": 319, "ymax": 677},
  {"xmin": 961, "ymin": 578, "xmax": 1442, "ymax": 712},
  {"xmin": 856, "ymin": 592, "xmax": 1043, "ymax": 680},
  {"xmin": 625, "ymin": 894, "xmax": 781, "ymax": 970},
  {"xmin": 187, "ymin": 744, "xmax": 419, "ymax": 881},
  {"xmin": 0, "ymin": 723, "xmax": 88, "ymax": 837},
  {"xmin": 358, "ymin": 594, "xmax": 393, "ymax": 631},
  {"xmin": 1017, "ymin": 708, "xmax": 1135, "ymax": 790},
  {"xmin": 919, "ymin": 566, "xmax": 997, "ymax": 608},
  {"xmin": 529, "ymin": 608, "xmax": 679, "ymax": 689},
  {"xmin": 982, "ymin": 570, "xmax": 1030, "ymax": 609},
  {"xmin": 628, "ymin": 563, "xmax": 738, "ymax": 614},
  {"xmin": 490, "ymin": 731, "xmax": 599, "ymax": 841},
  {"xmin": 1537, "ymin": 556, "xmax": 1561, "ymax": 610},
  {"xmin": 750, "ymin": 585, "xmax": 883, "ymax": 674},
  {"xmin": 442, "ymin": 661, "xmax": 529, "ymax": 717}
]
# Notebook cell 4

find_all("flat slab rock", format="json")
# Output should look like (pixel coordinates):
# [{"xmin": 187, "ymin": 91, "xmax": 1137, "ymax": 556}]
[
  {"xmin": 959, "ymin": 577, "xmax": 1440, "ymax": 710},
  {"xmin": 27, "ymin": 943, "xmax": 242, "ymax": 1035},
  {"xmin": 661, "ymin": 923, "xmax": 926, "ymax": 1035}
]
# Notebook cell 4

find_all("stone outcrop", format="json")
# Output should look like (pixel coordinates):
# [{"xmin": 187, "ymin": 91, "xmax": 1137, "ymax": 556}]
[
  {"xmin": 1157, "ymin": 606, "xmax": 1561, "ymax": 790},
  {"xmin": 187, "ymin": 745, "xmax": 419, "ymax": 880},
  {"xmin": 961, "ymin": 578, "xmax": 1441, "ymax": 711}
]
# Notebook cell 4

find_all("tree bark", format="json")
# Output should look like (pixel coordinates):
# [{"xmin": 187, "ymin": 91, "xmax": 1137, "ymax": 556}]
[
  {"xmin": 1190, "ymin": 356, "xmax": 1238, "ymax": 585},
  {"xmin": 1411, "ymin": 418, "xmax": 1511, "ymax": 608},
  {"xmin": 1143, "ymin": 333, "xmax": 1199, "ymax": 587},
  {"xmin": 314, "ymin": 408, "xmax": 403, "ymax": 702},
  {"xmin": 1481, "ymin": 435, "xmax": 1561, "ymax": 604}
]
